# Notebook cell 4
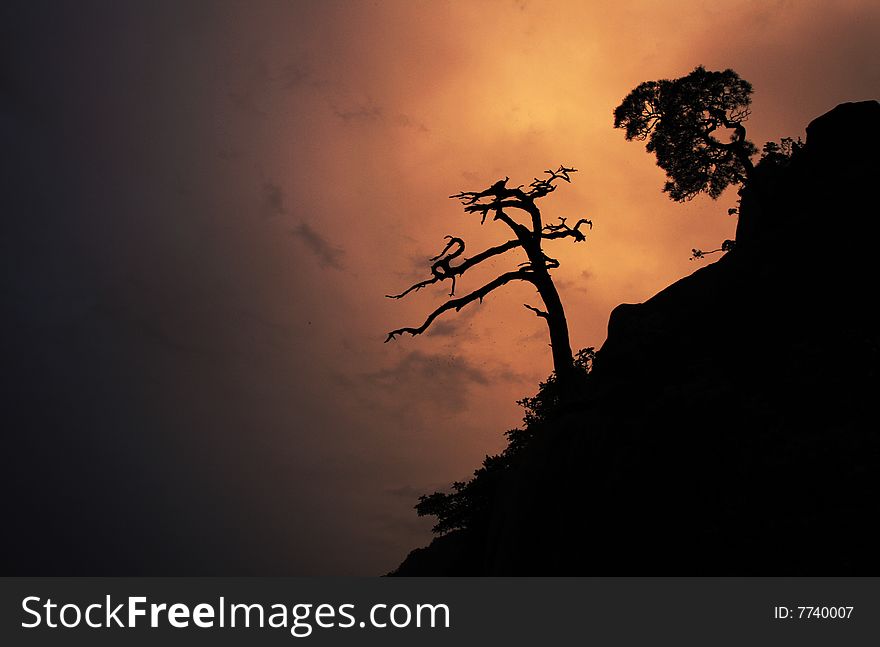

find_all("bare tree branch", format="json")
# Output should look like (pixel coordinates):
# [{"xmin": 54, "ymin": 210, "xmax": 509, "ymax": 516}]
[
  {"xmin": 542, "ymin": 253, "xmax": 560, "ymax": 270},
  {"xmin": 450, "ymin": 166, "xmax": 578, "ymax": 235},
  {"xmin": 386, "ymin": 236, "xmax": 463, "ymax": 299},
  {"xmin": 386, "ymin": 237, "xmax": 525, "ymax": 300},
  {"xmin": 527, "ymin": 166, "xmax": 577, "ymax": 199},
  {"xmin": 386, "ymin": 275, "xmax": 440, "ymax": 300},
  {"xmin": 541, "ymin": 217, "xmax": 592, "ymax": 242},
  {"xmin": 459, "ymin": 199, "xmax": 534, "ymax": 229},
  {"xmin": 523, "ymin": 303, "xmax": 549, "ymax": 319},
  {"xmin": 385, "ymin": 270, "xmax": 536, "ymax": 342},
  {"xmin": 461, "ymin": 239, "xmax": 522, "ymax": 269}
]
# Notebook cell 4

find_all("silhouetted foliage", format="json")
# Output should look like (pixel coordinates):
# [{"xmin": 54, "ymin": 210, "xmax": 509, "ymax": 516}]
[
  {"xmin": 416, "ymin": 348, "xmax": 595, "ymax": 534},
  {"xmin": 386, "ymin": 166, "xmax": 592, "ymax": 391},
  {"xmin": 757, "ymin": 137, "xmax": 804, "ymax": 170},
  {"xmin": 614, "ymin": 66, "xmax": 758, "ymax": 201}
]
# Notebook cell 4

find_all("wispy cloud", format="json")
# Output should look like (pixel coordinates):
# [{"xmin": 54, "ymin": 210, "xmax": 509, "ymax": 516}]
[
  {"xmin": 425, "ymin": 306, "xmax": 478, "ymax": 338},
  {"xmin": 279, "ymin": 62, "xmax": 315, "ymax": 90},
  {"xmin": 262, "ymin": 181, "xmax": 287, "ymax": 217},
  {"xmin": 291, "ymin": 221, "xmax": 346, "ymax": 270},
  {"xmin": 364, "ymin": 350, "xmax": 489, "ymax": 411},
  {"xmin": 334, "ymin": 102, "xmax": 383, "ymax": 122},
  {"xmin": 217, "ymin": 147, "xmax": 245, "ymax": 161},
  {"xmin": 332, "ymin": 101, "xmax": 428, "ymax": 132},
  {"xmin": 393, "ymin": 113, "xmax": 429, "ymax": 133}
]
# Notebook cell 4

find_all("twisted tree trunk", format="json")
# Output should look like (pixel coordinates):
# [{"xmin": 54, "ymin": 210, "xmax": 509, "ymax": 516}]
[{"xmin": 530, "ymin": 258, "xmax": 576, "ymax": 394}]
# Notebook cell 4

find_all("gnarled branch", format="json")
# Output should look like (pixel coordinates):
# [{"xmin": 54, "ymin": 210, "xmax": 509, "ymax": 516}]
[
  {"xmin": 541, "ymin": 217, "xmax": 592, "ymax": 242},
  {"xmin": 386, "ymin": 237, "xmax": 524, "ymax": 300},
  {"xmin": 450, "ymin": 166, "xmax": 578, "ymax": 235},
  {"xmin": 527, "ymin": 166, "xmax": 577, "ymax": 199},
  {"xmin": 386, "ymin": 236, "xmax": 464, "ymax": 299},
  {"xmin": 385, "ymin": 269, "xmax": 536, "ymax": 342},
  {"xmin": 386, "ymin": 275, "xmax": 439, "ymax": 300}
]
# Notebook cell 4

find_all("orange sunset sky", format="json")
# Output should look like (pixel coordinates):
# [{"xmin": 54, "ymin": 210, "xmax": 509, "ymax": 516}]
[{"xmin": 5, "ymin": 0, "xmax": 878, "ymax": 574}]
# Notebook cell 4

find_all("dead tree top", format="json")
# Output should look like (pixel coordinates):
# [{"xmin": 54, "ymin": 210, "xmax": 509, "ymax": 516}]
[{"xmin": 385, "ymin": 165, "xmax": 591, "ymax": 342}]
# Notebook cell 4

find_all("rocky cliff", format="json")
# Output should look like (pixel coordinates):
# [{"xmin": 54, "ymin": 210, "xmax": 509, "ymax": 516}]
[{"xmin": 394, "ymin": 100, "xmax": 880, "ymax": 575}]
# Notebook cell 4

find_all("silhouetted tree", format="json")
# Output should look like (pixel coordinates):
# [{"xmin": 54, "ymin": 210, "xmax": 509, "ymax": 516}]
[
  {"xmin": 614, "ymin": 66, "xmax": 757, "ymax": 201},
  {"xmin": 386, "ymin": 166, "xmax": 591, "ymax": 392}
]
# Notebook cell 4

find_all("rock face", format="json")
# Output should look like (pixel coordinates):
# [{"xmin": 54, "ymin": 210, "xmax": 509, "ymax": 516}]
[{"xmin": 394, "ymin": 101, "xmax": 880, "ymax": 575}]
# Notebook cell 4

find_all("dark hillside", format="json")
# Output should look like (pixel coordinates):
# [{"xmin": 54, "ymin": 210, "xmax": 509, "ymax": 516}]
[{"xmin": 394, "ymin": 101, "xmax": 880, "ymax": 575}]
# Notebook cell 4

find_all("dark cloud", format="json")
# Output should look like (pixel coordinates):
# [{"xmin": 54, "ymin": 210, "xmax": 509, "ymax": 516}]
[
  {"xmin": 334, "ymin": 102, "xmax": 383, "ymax": 122},
  {"xmin": 349, "ymin": 349, "xmax": 535, "ymax": 434},
  {"xmin": 226, "ymin": 49, "xmax": 270, "ymax": 117},
  {"xmin": 426, "ymin": 319, "xmax": 466, "ymax": 338},
  {"xmin": 278, "ymin": 61, "xmax": 323, "ymax": 91},
  {"xmin": 519, "ymin": 328, "xmax": 549, "ymax": 343},
  {"xmin": 365, "ymin": 350, "xmax": 489, "ymax": 411},
  {"xmin": 460, "ymin": 170, "xmax": 485, "ymax": 184},
  {"xmin": 425, "ymin": 306, "xmax": 479, "ymax": 338},
  {"xmin": 228, "ymin": 90, "xmax": 266, "ymax": 116},
  {"xmin": 262, "ymin": 181, "xmax": 287, "ymax": 216},
  {"xmin": 91, "ymin": 299, "xmax": 215, "ymax": 360},
  {"xmin": 291, "ymin": 221, "xmax": 346, "ymax": 269},
  {"xmin": 392, "ymin": 251, "xmax": 433, "ymax": 280},
  {"xmin": 371, "ymin": 351, "xmax": 490, "ymax": 386},
  {"xmin": 555, "ymin": 269, "xmax": 593, "ymax": 294},
  {"xmin": 280, "ymin": 62, "xmax": 310, "ymax": 88},
  {"xmin": 217, "ymin": 147, "xmax": 244, "ymax": 161},
  {"xmin": 332, "ymin": 101, "xmax": 428, "ymax": 132},
  {"xmin": 393, "ymin": 113, "xmax": 429, "ymax": 133}
]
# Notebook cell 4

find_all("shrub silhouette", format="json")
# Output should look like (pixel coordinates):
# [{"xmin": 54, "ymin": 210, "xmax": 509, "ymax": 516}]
[
  {"xmin": 416, "ymin": 348, "xmax": 595, "ymax": 534},
  {"xmin": 757, "ymin": 136, "xmax": 803, "ymax": 170}
]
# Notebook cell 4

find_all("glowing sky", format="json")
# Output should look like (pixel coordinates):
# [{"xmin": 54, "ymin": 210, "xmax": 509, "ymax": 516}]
[{"xmin": 5, "ymin": 0, "xmax": 878, "ymax": 574}]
